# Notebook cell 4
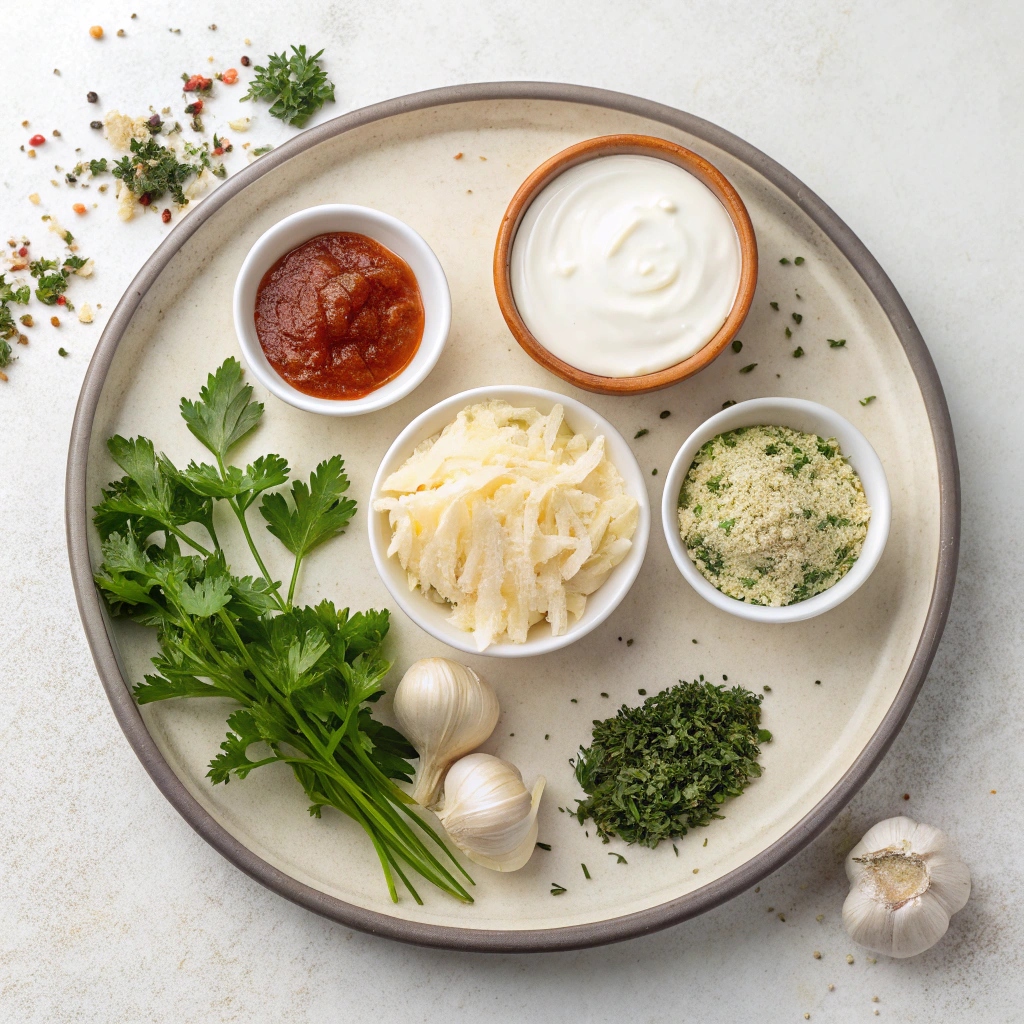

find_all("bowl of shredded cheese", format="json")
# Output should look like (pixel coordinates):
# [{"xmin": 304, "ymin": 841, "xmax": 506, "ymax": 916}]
[
  {"xmin": 370, "ymin": 386, "xmax": 651, "ymax": 656},
  {"xmin": 661, "ymin": 397, "xmax": 891, "ymax": 623}
]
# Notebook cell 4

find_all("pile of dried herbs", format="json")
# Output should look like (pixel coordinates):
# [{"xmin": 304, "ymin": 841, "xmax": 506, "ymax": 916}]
[{"xmin": 573, "ymin": 677, "xmax": 771, "ymax": 847}]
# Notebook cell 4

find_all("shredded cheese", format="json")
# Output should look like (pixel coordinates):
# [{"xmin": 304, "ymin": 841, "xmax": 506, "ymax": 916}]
[{"xmin": 375, "ymin": 401, "xmax": 639, "ymax": 649}]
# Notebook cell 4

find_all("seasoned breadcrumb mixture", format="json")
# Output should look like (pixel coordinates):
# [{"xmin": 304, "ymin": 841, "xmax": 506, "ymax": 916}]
[{"xmin": 677, "ymin": 425, "xmax": 870, "ymax": 606}]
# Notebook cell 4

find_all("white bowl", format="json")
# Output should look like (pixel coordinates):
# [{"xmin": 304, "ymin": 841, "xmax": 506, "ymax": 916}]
[
  {"xmin": 369, "ymin": 385, "xmax": 651, "ymax": 658},
  {"xmin": 232, "ymin": 204, "xmax": 451, "ymax": 416},
  {"xmin": 661, "ymin": 397, "xmax": 891, "ymax": 623}
]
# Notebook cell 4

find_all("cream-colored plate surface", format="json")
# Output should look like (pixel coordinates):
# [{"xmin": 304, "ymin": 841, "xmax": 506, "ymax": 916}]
[{"xmin": 75, "ymin": 91, "xmax": 949, "ymax": 942}]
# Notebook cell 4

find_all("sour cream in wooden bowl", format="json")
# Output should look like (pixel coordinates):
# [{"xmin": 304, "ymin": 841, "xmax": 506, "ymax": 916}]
[{"xmin": 494, "ymin": 135, "xmax": 757, "ymax": 396}]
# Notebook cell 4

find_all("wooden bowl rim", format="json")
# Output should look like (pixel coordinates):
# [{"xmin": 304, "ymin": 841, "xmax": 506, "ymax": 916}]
[{"xmin": 493, "ymin": 133, "xmax": 759, "ymax": 395}]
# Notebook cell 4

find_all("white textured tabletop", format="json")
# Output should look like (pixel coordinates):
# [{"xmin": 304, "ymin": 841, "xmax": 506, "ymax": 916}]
[{"xmin": 1, "ymin": 2, "xmax": 1019, "ymax": 1021}]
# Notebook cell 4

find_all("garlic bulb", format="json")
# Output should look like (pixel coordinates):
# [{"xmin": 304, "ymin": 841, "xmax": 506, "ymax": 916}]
[
  {"xmin": 843, "ymin": 816, "xmax": 971, "ymax": 958},
  {"xmin": 393, "ymin": 658, "xmax": 500, "ymax": 808},
  {"xmin": 435, "ymin": 753, "xmax": 545, "ymax": 872}
]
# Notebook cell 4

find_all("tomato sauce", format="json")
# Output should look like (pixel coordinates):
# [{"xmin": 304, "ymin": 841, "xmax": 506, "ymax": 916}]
[{"xmin": 254, "ymin": 232, "xmax": 424, "ymax": 400}]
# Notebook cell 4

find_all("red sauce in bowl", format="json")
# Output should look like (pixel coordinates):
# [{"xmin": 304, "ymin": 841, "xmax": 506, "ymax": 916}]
[{"xmin": 254, "ymin": 231, "xmax": 424, "ymax": 400}]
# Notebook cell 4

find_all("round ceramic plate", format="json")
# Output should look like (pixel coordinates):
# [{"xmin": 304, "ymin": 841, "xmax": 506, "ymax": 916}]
[{"xmin": 66, "ymin": 83, "xmax": 958, "ymax": 952}]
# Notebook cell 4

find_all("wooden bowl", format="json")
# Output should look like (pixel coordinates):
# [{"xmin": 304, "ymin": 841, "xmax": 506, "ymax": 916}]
[{"xmin": 493, "ymin": 134, "xmax": 758, "ymax": 395}]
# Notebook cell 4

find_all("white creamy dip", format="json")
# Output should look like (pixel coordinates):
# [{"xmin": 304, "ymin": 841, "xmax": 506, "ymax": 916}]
[{"xmin": 510, "ymin": 154, "xmax": 742, "ymax": 378}]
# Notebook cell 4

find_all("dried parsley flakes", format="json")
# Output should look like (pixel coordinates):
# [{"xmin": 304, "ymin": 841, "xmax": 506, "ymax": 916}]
[{"xmin": 572, "ymin": 677, "xmax": 770, "ymax": 848}]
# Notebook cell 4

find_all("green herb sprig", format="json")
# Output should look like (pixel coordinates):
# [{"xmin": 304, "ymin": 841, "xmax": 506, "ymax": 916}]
[
  {"xmin": 93, "ymin": 359, "xmax": 472, "ymax": 905},
  {"xmin": 573, "ymin": 677, "xmax": 770, "ymax": 847},
  {"xmin": 29, "ymin": 255, "xmax": 88, "ymax": 307},
  {"xmin": 241, "ymin": 45, "xmax": 335, "ymax": 127},
  {"xmin": 111, "ymin": 137, "xmax": 224, "ymax": 206}
]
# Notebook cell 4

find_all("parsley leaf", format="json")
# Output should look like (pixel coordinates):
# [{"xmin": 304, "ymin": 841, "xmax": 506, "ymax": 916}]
[
  {"xmin": 241, "ymin": 45, "xmax": 336, "ymax": 127},
  {"xmin": 180, "ymin": 358, "xmax": 265, "ymax": 462},
  {"xmin": 261, "ymin": 457, "xmax": 356, "ymax": 603}
]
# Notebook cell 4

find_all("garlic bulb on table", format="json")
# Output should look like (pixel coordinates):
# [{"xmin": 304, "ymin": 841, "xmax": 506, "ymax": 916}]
[
  {"xmin": 394, "ymin": 658, "xmax": 500, "ymax": 808},
  {"xmin": 436, "ymin": 753, "xmax": 545, "ymax": 872},
  {"xmin": 843, "ymin": 816, "xmax": 971, "ymax": 958}
]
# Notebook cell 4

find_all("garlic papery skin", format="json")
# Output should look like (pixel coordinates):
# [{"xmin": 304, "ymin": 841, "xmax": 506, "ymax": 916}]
[
  {"xmin": 435, "ymin": 753, "xmax": 546, "ymax": 872},
  {"xmin": 394, "ymin": 658, "xmax": 500, "ymax": 808},
  {"xmin": 843, "ymin": 816, "xmax": 971, "ymax": 958}
]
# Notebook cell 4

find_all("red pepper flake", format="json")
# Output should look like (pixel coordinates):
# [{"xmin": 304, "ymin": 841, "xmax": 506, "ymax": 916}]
[
  {"xmin": 18, "ymin": 247, "xmax": 28, "ymax": 257},
  {"xmin": 220, "ymin": 68, "xmax": 238, "ymax": 84},
  {"xmin": 57, "ymin": 295, "xmax": 66, "ymax": 306},
  {"xmin": 161, "ymin": 208, "xmax": 171, "ymax": 223},
  {"xmin": 51, "ymin": 316, "xmax": 61, "ymax": 327},
  {"xmin": 29, "ymin": 134, "xmax": 46, "ymax": 147},
  {"xmin": 72, "ymin": 203, "xmax": 87, "ymax": 215},
  {"xmin": 184, "ymin": 99, "xmax": 204, "ymax": 115},
  {"xmin": 139, "ymin": 193, "xmax": 152, "ymax": 206},
  {"xmin": 183, "ymin": 74, "xmax": 213, "ymax": 93}
]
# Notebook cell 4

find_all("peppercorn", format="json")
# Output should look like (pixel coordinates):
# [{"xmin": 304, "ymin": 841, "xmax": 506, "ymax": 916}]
[
  {"xmin": 29, "ymin": 134, "xmax": 46, "ymax": 147},
  {"xmin": 148, "ymin": 114, "xmax": 162, "ymax": 128},
  {"xmin": 139, "ymin": 194, "xmax": 152, "ymax": 206},
  {"xmin": 51, "ymin": 316, "xmax": 61, "ymax": 327},
  {"xmin": 87, "ymin": 91, "xmax": 99, "ymax": 103},
  {"xmin": 52, "ymin": 129, "xmax": 62, "ymax": 137},
  {"xmin": 18, "ymin": 247, "xmax": 28, "ymax": 257},
  {"xmin": 161, "ymin": 208, "xmax": 171, "ymax": 223},
  {"xmin": 90, "ymin": 121, "xmax": 103, "ymax": 130},
  {"xmin": 240, "ymin": 55, "xmax": 251, "ymax": 66}
]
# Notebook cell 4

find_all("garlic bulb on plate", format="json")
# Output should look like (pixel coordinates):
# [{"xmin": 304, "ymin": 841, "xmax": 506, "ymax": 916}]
[
  {"xmin": 436, "ymin": 753, "xmax": 545, "ymax": 872},
  {"xmin": 843, "ymin": 816, "xmax": 971, "ymax": 958},
  {"xmin": 394, "ymin": 658, "xmax": 500, "ymax": 808}
]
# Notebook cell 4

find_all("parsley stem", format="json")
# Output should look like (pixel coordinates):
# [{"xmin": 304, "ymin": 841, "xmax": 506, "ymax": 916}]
[
  {"xmin": 230, "ymin": 497, "xmax": 287, "ymax": 609},
  {"xmin": 215, "ymin": 453, "xmax": 287, "ymax": 612},
  {"xmin": 286, "ymin": 555, "xmax": 302, "ymax": 609},
  {"xmin": 165, "ymin": 523, "xmax": 214, "ymax": 558}
]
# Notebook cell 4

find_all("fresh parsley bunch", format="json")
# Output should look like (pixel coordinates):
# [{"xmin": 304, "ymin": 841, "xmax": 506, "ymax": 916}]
[
  {"xmin": 93, "ymin": 359, "xmax": 472, "ymax": 904},
  {"xmin": 573, "ymin": 677, "xmax": 771, "ymax": 848},
  {"xmin": 241, "ymin": 45, "xmax": 335, "ymax": 127}
]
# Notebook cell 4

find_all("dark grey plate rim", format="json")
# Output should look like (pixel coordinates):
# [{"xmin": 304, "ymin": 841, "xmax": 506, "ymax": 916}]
[{"xmin": 65, "ymin": 81, "xmax": 960, "ymax": 954}]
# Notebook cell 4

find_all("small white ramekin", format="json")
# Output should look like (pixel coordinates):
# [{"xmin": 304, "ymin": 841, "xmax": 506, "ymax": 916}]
[
  {"xmin": 661, "ymin": 397, "xmax": 891, "ymax": 623},
  {"xmin": 369, "ymin": 385, "xmax": 651, "ymax": 658},
  {"xmin": 232, "ymin": 204, "xmax": 451, "ymax": 416}
]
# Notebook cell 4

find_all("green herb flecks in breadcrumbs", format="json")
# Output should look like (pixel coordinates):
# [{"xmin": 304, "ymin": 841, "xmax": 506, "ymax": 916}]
[
  {"xmin": 677, "ymin": 425, "xmax": 870, "ymax": 606},
  {"xmin": 573, "ymin": 677, "xmax": 770, "ymax": 847}
]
